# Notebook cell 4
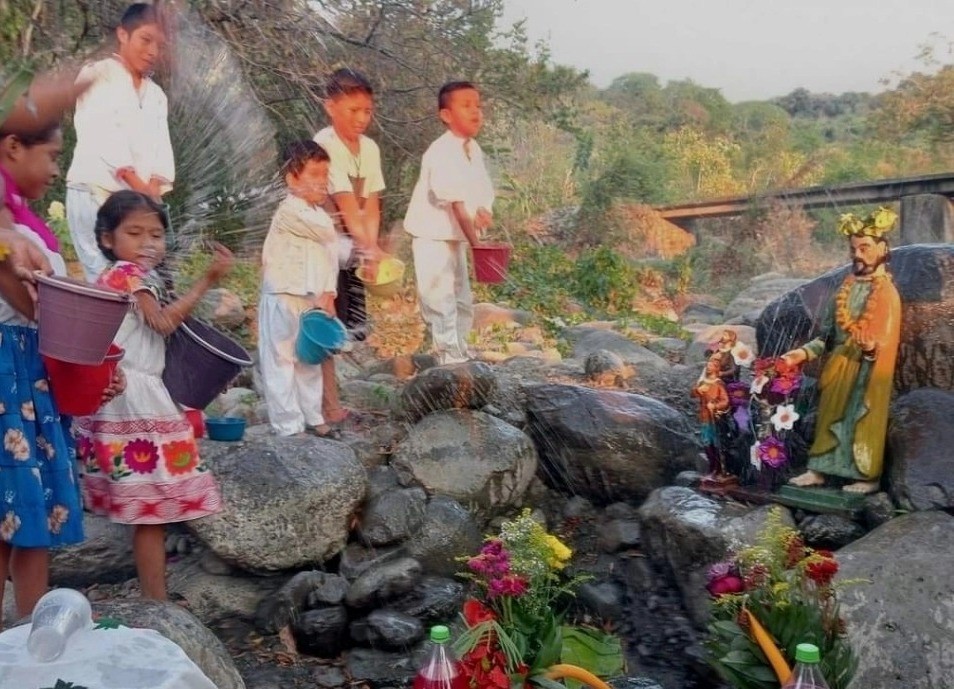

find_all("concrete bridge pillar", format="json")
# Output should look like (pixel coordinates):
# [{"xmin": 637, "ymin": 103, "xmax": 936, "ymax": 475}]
[{"xmin": 899, "ymin": 194, "xmax": 954, "ymax": 246}]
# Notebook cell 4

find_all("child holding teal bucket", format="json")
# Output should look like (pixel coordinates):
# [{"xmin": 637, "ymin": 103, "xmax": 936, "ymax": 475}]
[
  {"xmin": 74, "ymin": 190, "xmax": 232, "ymax": 601},
  {"xmin": 258, "ymin": 140, "xmax": 341, "ymax": 438}
]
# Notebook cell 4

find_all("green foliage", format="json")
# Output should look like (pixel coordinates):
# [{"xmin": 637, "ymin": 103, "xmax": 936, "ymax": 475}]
[
  {"xmin": 571, "ymin": 245, "xmax": 639, "ymax": 314},
  {"xmin": 171, "ymin": 248, "xmax": 261, "ymax": 307}
]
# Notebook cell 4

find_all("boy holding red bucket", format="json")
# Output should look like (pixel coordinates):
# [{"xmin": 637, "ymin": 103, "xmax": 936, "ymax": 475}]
[{"xmin": 403, "ymin": 81, "xmax": 495, "ymax": 365}]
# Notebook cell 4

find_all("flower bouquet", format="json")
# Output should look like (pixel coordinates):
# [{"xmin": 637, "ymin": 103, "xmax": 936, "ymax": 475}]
[
  {"xmin": 705, "ymin": 507, "xmax": 858, "ymax": 689},
  {"xmin": 456, "ymin": 510, "xmax": 624, "ymax": 689}
]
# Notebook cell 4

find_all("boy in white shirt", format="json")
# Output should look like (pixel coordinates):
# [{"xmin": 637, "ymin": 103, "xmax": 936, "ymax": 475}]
[
  {"xmin": 404, "ymin": 81, "xmax": 494, "ymax": 365},
  {"xmin": 258, "ymin": 141, "xmax": 338, "ymax": 437}
]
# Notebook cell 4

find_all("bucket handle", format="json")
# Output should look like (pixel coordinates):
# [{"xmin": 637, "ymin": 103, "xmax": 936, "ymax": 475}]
[{"xmin": 179, "ymin": 322, "xmax": 253, "ymax": 367}]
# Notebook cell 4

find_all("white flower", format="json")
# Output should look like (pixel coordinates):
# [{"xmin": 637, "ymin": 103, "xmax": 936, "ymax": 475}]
[
  {"xmin": 731, "ymin": 342, "xmax": 754, "ymax": 368},
  {"xmin": 750, "ymin": 442, "xmax": 762, "ymax": 469},
  {"xmin": 47, "ymin": 200, "xmax": 66, "ymax": 221},
  {"xmin": 4, "ymin": 429, "xmax": 30, "ymax": 461},
  {"xmin": 770, "ymin": 403, "xmax": 800, "ymax": 431},
  {"xmin": 751, "ymin": 374, "xmax": 770, "ymax": 395}
]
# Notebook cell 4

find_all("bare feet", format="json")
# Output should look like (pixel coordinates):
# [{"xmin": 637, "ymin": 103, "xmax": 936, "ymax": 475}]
[
  {"xmin": 323, "ymin": 407, "xmax": 351, "ymax": 424},
  {"xmin": 843, "ymin": 480, "xmax": 879, "ymax": 494},
  {"xmin": 789, "ymin": 470, "xmax": 826, "ymax": 487}
]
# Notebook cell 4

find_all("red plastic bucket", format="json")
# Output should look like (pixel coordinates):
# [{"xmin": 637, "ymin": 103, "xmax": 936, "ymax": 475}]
[
  {"xmin": 35, "ymin": 274, "xmax": 131, "ymax": 365},
  {"xmin": 472, "ymin": 243, "xmax": 512, "ymax": 284},
  {"xmin": 43, "ymin": 344, "xmax": 124, "ymax": 416},
  {"xmin": 183, "ymin": 408, "xmax": 206, "ymax": 438}
]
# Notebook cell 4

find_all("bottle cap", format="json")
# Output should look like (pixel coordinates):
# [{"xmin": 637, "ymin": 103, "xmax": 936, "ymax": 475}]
[
  {"xmin": 430, "ymin": 625, "xmax": 450, "ymax": 643},
  {"xmin": 795, "ymin": 643, "xmax": 820, "ymax": 663}
]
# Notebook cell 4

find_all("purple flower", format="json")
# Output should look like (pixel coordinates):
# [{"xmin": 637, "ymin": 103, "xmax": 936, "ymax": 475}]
[
  {"xmin": 706, "ymin": 561, "xmax": 735, "ymax": 581},
  {"xmin": 757, "ymin": 436, "xmax": 788, "ymax": 468},
  {"xmin": 733, "ymin": 404, "xmax": 750, "ymax": 430},
  {"xmin": 727, "ymin": 381, "xmax": 750, "ymax": 408},
  {"xmin": 769, "ymin": 375, "xmax": 801, "ymax": 396}
]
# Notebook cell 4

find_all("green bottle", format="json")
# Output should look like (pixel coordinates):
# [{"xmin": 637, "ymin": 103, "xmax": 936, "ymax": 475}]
[{"xmin": 781, "ymin": 643, "xmax": 831, "ymax": 689}]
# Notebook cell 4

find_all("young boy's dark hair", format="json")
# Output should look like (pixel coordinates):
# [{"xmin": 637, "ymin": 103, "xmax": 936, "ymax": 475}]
[
  {"xmin": 281, "ymin": 140, "xmax": 330, "ymax": 178},
  {"xmin": 325, "ymin": 68, "xmax": 374, "ymax": 99},
  {"xmin": 438, "ymin": 81, "xmax": 478, "ymax": 110},
  {"xmin": 120, "ymin": 2, "xmax": 161, "ymax": 32},
  {"xmin": 0, "ymin": 121, "xmax": 60, "ymax": 146}
]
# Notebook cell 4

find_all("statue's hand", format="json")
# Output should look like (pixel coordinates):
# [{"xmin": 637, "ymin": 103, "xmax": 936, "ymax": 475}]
[
  {"xmin": 780, "ymin": 348, "xmax": 807, "ymax": 367},
  {"xmin": 855, "ymin": 332, "xmax": 877, "ymax": 356}
]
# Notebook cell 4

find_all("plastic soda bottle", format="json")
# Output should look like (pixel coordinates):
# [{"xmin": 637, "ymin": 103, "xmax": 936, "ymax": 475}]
[
  {"xmin": 781, "ymin": 643, "xmax": 831, "ymax": 689},
  {"xmin": 413, "ymin": 625, "xmax": 468, "ymax": 689}
]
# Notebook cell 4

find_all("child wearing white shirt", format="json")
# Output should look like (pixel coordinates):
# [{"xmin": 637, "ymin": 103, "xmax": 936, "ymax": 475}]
[
  {"xmin": 403, "ymin": 81, "xmax": 494, "ymax": 365},
  {"xmin": 258, "ymin": 141, "xmax": 338, "ymax": 437},
  {"xmin": 66, "ymin": 3, "xmax": 174, "ymax": 281}
]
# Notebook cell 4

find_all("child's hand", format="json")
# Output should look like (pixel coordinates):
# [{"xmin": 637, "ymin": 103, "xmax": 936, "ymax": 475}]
[
  {"xmin": 205, "ymin": 243, "xmax": 234, "ymax": 283},
  {"xmin": 315, "ymin": 292, "xmax": 336, "ymax": 314},
  {"xmin": 101, "ymin": 367, "xmax": 127, "ymax": 405},
  {"xmin": 475, "ymin": 207, "xmax": 493, "ymax": 231}
]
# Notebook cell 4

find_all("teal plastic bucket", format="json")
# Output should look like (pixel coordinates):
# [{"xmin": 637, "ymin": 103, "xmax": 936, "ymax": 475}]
[{"xmin": 296, "ymin": 309, "xmax": 347, "ymax": 365}]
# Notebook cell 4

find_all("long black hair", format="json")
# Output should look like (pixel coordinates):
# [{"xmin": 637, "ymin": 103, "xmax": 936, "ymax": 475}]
[{"xmin": 94, "ymin": 190, "xmax": 168, "ymax": 261}]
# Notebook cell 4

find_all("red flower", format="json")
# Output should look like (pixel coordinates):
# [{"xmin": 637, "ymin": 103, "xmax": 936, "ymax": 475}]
[
  {"xmin": 462, "ymin": 598, "xmax": 496, "ymax": 626},
  {"xmin": 806, "ymin": 550, "xmax": 839, "ymax": 586},
  {"xmin": 162, "ymin": 440, "xmax": 199, "ymax": 475},
  {"xmin": 706, "ymin": 574, "xmax": 745, "ymax": 598}
]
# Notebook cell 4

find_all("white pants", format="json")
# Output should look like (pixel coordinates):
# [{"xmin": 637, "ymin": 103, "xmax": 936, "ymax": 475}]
[
  {"xmin": 411, "ymin": 237, "xmax": 473, "ymax": 365},
  {"xmin": 258, "ymin": 292, "xmax": 324, "ymax": 435},
  {"xmin": 66, "ymin": 187, "xmax": 111, "ymax": 281}
]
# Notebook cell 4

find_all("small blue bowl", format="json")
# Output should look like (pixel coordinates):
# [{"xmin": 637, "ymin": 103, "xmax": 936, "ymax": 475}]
[{"xmin": 205, "ymin": 416, "xmax": 246, "ymax": 442}]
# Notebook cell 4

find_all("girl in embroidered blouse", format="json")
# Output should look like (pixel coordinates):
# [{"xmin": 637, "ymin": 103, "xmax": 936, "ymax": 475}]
[
  {"xmin": 66, "ymin": 3, "xmax": 174, "ymax": 281},
  {"xmin": 74, "ymin": 190, "xmax": 233, "ymax": 601}
]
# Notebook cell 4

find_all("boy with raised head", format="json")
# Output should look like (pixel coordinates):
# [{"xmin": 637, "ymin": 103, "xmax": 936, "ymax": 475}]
[
  {"xmin": 314, "ymin": 67, "xmax": 385, "ymax": 422},
  {"xmin": 404, "ymin": 81, "xmax": 494, "ymax": 365},
  {"xmin": 258, "ymin": 140, "xmax": 338, "ymax": 437}
]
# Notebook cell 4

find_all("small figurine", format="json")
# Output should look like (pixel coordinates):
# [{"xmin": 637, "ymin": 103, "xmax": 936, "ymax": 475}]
[
  {"xmin": 693, "ymin": 354, "xmax": 736, "ymax": 490},
  {"xmin": 781, "ymin": 207, "xmax": 902, "ymax": 494},
  {"xmin": 705, "ymin": 329, "xmax": 742, "ymax": 384}
]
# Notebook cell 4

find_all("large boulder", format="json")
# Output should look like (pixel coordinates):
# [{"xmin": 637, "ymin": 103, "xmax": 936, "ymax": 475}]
[
  {"xmin": 524, "ymin": 384, "xmax": 701, "ymax": 504},
  {"xmin": 756, "ymin": 245, "xmax": 954, "ymax": 392},
  {"xmin": 92, "ymin": 598, "xmax": 245, "ymax": 689},
  {"xmin": 887, "ymin": 388, "xmax": 954, "ymax": 511},
  {"xmin": 399, "ymin": 361, "xmax": 498, "ymax": 422},
  {"xmin": 50, "ymin": 514, "xmax": 134, "ymax": 588},
  {"xmin": 837, "ymin": 511, "xmax": 954, "ymax": 689},
  {"xmin": 724, "ymin": 273, "xmax": 809, "ymax": 322},
  {"xmin": 189, "ymin": 436, "xmax": 367, "ymax": 572},
  {"xmin": 638, "ymin": 487, "xmax": 795, "ymax": 627},
  {"xmin": 392, "ymin": 410, "xmax": 537, "ymax": 516},
  {"xmin": 405, "ymin": 496, "xmax": 482, "ymax": 577},
  {"xmin": 570, "ymin": 329, "xmax": 670, "ymax": 371}
]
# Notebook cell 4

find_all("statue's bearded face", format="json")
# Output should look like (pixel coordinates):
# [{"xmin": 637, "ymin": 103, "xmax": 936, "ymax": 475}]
[{"xmin": 849, "ymin": 235, "xmax": 887, "ymax": 276}]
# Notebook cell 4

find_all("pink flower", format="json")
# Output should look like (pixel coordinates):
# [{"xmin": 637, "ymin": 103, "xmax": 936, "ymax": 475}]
[
  {"xmin": 770, "ymin": 375, "xmax": 801, "ymax": 396},
  {"xmin": 488, "ymin": 574, "xmax": 528, "ymax": 598},
  {"xmin": 124, "ymin": 439, "xmax": 159, "ymax": 474},
  {"xmin": 706, "ymin": 561, "xmax": 744, "ymax": 597}
]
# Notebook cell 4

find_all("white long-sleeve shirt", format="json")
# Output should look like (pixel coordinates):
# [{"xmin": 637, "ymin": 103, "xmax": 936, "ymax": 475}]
[
  {"xmin": 261, "ymin": 195, "xmax": 338, "ymax": 296},
  {"xmin": 403, "ymin": 130, "xmax": 494, "ymax": 241},
  {"xmin": 66, "ymin": 57, "xmax": 175, "ymax": 197}
]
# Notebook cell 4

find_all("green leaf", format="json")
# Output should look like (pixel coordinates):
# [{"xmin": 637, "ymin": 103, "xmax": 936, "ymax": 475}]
[
  {"xmin": 559, "ymin": 626, "xmax": 625, "ymax": 688},
  {"xmin": 93, "ymin": 616, "xmax": 125, "ymax": 630}
]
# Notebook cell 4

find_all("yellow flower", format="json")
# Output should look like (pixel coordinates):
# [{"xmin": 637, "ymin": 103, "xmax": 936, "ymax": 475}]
[
  {"xmin": 47, "ymin": 200, "xmax": 66, "ymax": 222},
  {"xmin": 0, "ymin": 243, "xmax": 10, "ymax": 261},
  {"xmin": 544, "ymin": 533, "xmax": 572, "ymax": 569}
]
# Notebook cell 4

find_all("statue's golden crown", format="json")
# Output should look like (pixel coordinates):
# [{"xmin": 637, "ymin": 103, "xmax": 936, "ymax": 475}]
[{"xmin": 838, "ymin": 206, "xmax": 898, "ymax": 239}]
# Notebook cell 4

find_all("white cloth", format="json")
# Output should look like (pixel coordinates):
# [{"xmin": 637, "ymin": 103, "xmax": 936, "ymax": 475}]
[
  {"xmin": 313, "ymin": 126, "xmax": 385, "ymax": 198},
  {"xmin": 411, "ymin": 237, "xmax": 473, "ymax": 364},
  {"xmin": 66, "ymin": 57, "xmax": 175, "ymax": 194},
  {"xmin": 261, "ymin": 195, "xmax": 338, "ymax": 296},
  {"xmin": 258, "ymin": 292, "xmax": 325, "ymax": 435},
  {"xmin": 65, "ymin": 187, "xmax": 110, "ymax": 281},
  {"xmin": 0, "ymin": 224, "xmax": 66, "ymax": 326},
  {"xmin": 0, "ymin": 623, "xmax": 216, "ymax": 689},
  {"xmin": 403, "ymin": 130, "xmax": 495, "ymax": 241}
]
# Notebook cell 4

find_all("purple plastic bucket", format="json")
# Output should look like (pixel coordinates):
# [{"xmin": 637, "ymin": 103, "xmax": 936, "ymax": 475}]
[
  {"xmin": 163, "ymin": 318, "xmax": 253, "ymax": 410},
  {"xmin": 35, "ymin": 274, "xmax": 131, "ymax": 365}
]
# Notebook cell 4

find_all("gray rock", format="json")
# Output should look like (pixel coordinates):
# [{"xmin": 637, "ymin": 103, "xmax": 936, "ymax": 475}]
[
  {"xmin": 405, "ymin": 496, "xmax": 482, "ymax": 577},
  {"xmin": 338, "ymin": 542, "xmax": 405, "ymax": 582},
  {"xmin": 838, "ymin": 511, "xmax": 954, "ymax": 689},
  {"xmin": 199, "ymin": 550, "xmax": 234, "ymax": 576},
  {"xmin": 887, "ymin": 388, "xmax": 954, "ymax": 511},
  {"xmin": 350, "ymin": 609, "xmax": 425, "ymax": 650},
  {"xmin": 346, "ymin": 647, "xmax": 419, "ymax": 687},
  {"xmin": 863, "ymin": 492, "xmax": 897, "ymax": 529},
  {"xmin": 341, "ymin": 379, "xmax": 401, "ymax": 413},
  {"xmin": 399, "ymin": 361, "xmax": 498, "ymax": 422},
  {"xmin": 755, "ymin": 245, "xmax": 954, "ymax": 393},
  {"xmin": 638, "ymin": 488, "xmax": 794, "ymax": 627},
  {"xmin": 644, "ymin": 337, "xmax": 688, "ymax": 362},
  {"xmin": 292, "ymin": 606, "xmax": 349, "ymax": 658},
  {"xmin": 168, "ymin": 556, "xmax": 280, "ymax": 627},
  {"xmin": 577, "ymin": 581, "xmax": 626, "ymax": 621},
  {"xmin": 50, "ymin": 514, "xmax": 134, "ymax": 588},
  {"xmin": 92, "ymin": 598, "xmax": 245, "ymax": 689},
  {"xmin": 312, "ymin": 666, "xmax": 348, "ymax": 688},
  {"xmin": 190, "ymin": 436, "xmax": 367, "ymax": 572},
  {"xmin": 598, "ymin": 519, "xmax": 642, "ymax": 553},
  {"xmin": 724, "ymin": 275, "xmax": 808, "ymax": 322},
  {"xmin": 345, "ymin": 557, "xmax": 423, "ymax": 609},
  {"xmin": 799, "ymin": 514, "xmax": 866, "ymax": 549},
  {"xmin": 673, "ymin": 470, "xmax": 704, "ymax": 488},
  {"xmin": 563, "ymin": 495, "xmax": 596, "ymax": 519},
  {"xmin": 368, "ymin": 466, "xmax": 402, "ymax": 498},
  {"xmin": 392, "ymin": 410, "xmax": 537, "ymax": 517},
  {"xmin": 680, "ymin": 303, "xmax": 725, "ymax": 325},
  {"xmin": 306, "ymin": 575, "xmax": 350, "ymax": 608},
  {"xmin": 584, "ymin": 349, "xmax": 627, "ymax": 380},
  {"xmin": 571, "ymin": 329, "xmax": 670, "ymax": 370},
  {"xmin": 604, "ymin": 502, "xmax": 637, "ymax": 520},
  {"xmin": 608, "ymin": 679, "xmax": 665, "ymax": 689},
  {"xmin": 389, "ymin": 576, "xmax": 466, "ymax": 626},
  {"xmin": 358, "ymin": 487, "xmax": 428, "ymax": 546},
  {"xmin": 525, "ymin": 384, "xmax": 700, "ymax": 504},
  {"xmin": 254, "ymin": 570, "xmax": 342, "ymax": 634}
]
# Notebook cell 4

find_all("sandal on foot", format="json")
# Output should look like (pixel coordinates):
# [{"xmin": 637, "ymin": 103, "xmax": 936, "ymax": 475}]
[{"xmin": 308, "ymin": 424, "xmax": 341, "ymax": 439}]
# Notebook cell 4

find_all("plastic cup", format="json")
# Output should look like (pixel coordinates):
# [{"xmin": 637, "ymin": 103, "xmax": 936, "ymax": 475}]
[{"xmin": 26, "ymin": 588, "xmax": 93, "ymax": 662}]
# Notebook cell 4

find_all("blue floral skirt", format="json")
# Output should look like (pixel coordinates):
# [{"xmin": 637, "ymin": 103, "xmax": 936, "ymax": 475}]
[{"xmin": 0, "ymin": 324, "xmax": 83, "ymax": 548}]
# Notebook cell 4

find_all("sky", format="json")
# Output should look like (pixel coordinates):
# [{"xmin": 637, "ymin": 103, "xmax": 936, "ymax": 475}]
[{"xmin": 500, "ymin": 0, "xmax": 951, "ymax": 102}]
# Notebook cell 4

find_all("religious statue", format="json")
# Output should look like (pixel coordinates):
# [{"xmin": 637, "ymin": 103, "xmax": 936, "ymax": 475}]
[
  {"xmin": 781, "ymin": 207, "xmax": 902, "ymax": 494},
  {"xmin": 692, "ymin": 354, "xmax": 735, "ymax": 490},
  {"xmin": 705, "ymin": 329, "xmax": 742, "ymax": 384}
]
